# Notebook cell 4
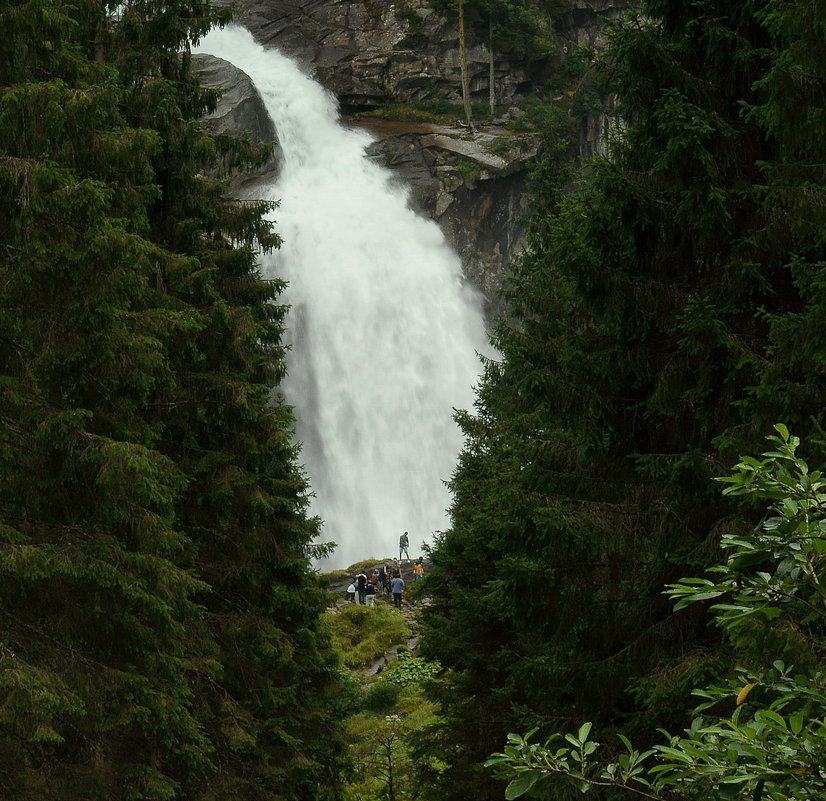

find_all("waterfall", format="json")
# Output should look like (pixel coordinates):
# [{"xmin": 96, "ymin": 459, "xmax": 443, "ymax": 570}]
[{"xmin": 194, "ymin": 26, "xmax": 490, "ymax": 567}]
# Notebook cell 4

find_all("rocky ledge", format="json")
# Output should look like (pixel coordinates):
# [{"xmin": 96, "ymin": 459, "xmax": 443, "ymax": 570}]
[
  {"xmin": 195, "ymin": 0, "xmax": 630, "ymax": 312},
  {"xmin": 357, "ymin": 118, "xmax": 540, "ymax": 313},
  {"xmin": 192, "ymin": 46, "xmax": 539, "ymax": 315}
]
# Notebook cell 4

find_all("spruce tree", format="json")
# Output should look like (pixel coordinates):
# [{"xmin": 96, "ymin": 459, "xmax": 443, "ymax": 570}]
[
  {"xmin": 419, "ymin": 2, "xmax": 826, "ymax": 800},
  {"xmin": 0, "ymin": 2, "xmax": 345, "ymax": 799}
]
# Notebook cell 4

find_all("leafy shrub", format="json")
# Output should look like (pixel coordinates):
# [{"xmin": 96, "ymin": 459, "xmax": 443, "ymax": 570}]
[
  {"xmin": 329, "ymin": 666, "xmax": 365, "ymax": 717},
  {"xmin": 363, "ymin": 681, "xmax": 402, "ymax": 712},
  {"xmin": 456, "ymin": 157, "xmax": 483, "ymax": 182},
  {"xmin": 488, "ymin": 426, "xmax": 826, "ymax": 801},
  {"xmin": 381, "ymin": 652, "xmax": 442, "ymax": 687}
]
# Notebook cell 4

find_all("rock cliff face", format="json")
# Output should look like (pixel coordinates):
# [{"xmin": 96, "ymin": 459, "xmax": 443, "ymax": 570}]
[
  {"xmin": 217, "ymin": 0, "xmax": 539, "ymax": 113},
  {"xmin": 358, "ymin": 120, "xmax": 539, "ymax": 312},
  {"xmin": 202, "ymin": 0, "xmax": 629, "ymax": 313},
  {"xmin": 556, "ymin": 1, "xmax": 628, "ymax": 160}
]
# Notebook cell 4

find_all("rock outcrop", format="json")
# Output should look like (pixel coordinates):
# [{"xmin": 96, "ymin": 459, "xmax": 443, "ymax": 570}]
[
  {"xmin": 191, "ymin": 51, "xmax": 540, "ymax": 315},
  {"xmin": 555, "ymin": 1, "xmax": 628, "ymax": 160},
  {"xmin": 216, "ymin": 0, "xmax": 540, "ymax": 113},
  {"xmin": 199, "ymin": 0, "xmax": 631, "ymax": 312},
  {"xmin": 192, "ymin": 53, "xmax": 279, "ymax": 187},
  {"xmin": 359, "ymin": 120, "xmax": 539, "ymax": 313}
]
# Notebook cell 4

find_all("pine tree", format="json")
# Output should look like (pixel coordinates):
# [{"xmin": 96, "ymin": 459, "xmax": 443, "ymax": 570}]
[
  {"xmin": 490, "ymin": 427, "xmax": 826, "ymax": 801},
  {"xmin": 419, "ymin": 1, "xmax": 826, "ymax": 799},
  {"xmin": 0, "ymin": 2, "xmax": 346, "ymax": 799}
]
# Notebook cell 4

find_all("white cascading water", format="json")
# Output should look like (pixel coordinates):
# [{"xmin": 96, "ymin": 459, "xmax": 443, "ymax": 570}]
[{"xmin": 194, "ymin": 26, "xmax": 490, "ymax": 567}]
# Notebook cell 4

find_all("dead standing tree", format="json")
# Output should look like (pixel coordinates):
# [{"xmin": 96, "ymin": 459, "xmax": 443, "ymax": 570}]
[{"xmin": 458, "ymin": 0, "xmax": 476, "ymax": 132}]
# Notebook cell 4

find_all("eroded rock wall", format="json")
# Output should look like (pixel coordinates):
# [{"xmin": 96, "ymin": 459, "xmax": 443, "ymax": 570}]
[
  {"xmin": 201, "ymin": 0, "xmax": 630, "ymax": 314},
  {"xmin": 556, "ymin": 1, "xmax": 628, "ymax": 160},
  {"xmin": 359, "ymin": 120, "xmax": 540, "ymax": 315},
  {"xmin": 218, "ymin": 0, "xmax": 539, "ymax": 112}
]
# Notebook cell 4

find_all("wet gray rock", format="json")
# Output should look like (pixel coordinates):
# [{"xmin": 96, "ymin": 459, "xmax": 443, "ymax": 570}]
[
  {"xmin": 360, "ymin": 120, "xmax": 540, "ymax": 316},
  {"xmin": 191, "ymin": 53, "xmax": 280, "ymax": 185},
  {"xmin": 558, "ymin": 0, "xmax": 629, "ymax": 47},
  {"xmin": 189, "ymin": 51, "xmax": 538, "ymax": 316},
  {"xmin": 197, "ymin": 0, "xmax": 632, "ymax": 311}
]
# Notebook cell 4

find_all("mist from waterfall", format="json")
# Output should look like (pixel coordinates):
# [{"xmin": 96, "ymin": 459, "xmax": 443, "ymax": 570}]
[{"xmin": 194, "ymin": 26, "xmax": 491, "ymax": 568}]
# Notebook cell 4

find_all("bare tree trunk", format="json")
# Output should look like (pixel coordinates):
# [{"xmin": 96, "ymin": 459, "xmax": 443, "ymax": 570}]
[
  {"xmin": 458, "ymin": 0, "xmax": 475, "ymax": 132},
  {"xmin": 489, "ymin": 13, "xmax": 495, "ymax": 117}
]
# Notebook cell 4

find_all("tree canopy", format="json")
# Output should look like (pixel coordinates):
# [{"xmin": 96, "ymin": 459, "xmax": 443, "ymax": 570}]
[
  {"xmin": 0, "ymin": 2, "xmax": 346, "ymax": 799},
  {"xmin": 418, "ymin": 1, "xmax": 826, "ymax": 799},
  {"xmin": 489, "ymin": 426, "xmax": 826, "ymax": 801}
]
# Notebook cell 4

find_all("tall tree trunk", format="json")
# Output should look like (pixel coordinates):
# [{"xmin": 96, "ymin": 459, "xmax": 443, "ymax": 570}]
[
  {"xmin": 458, "ymin": 0, "xmax": 474, "ymax": 131},
  {"xmin": 489, "ymin": 13, "xmax": 495, "ymax": 117}
]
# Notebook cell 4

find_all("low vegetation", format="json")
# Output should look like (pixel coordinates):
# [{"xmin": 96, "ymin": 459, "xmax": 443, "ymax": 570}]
[{"xmin": 323, "ymin": 603, "xmax": 410, "ymax": 669}]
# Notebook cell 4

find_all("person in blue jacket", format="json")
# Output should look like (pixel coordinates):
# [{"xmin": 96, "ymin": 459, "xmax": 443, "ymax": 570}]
[{"xmin": 390, "ymin": 575, "xmax": 405, "ymax": 609}]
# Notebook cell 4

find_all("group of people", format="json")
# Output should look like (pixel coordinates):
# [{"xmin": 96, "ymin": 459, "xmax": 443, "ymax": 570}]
[
  {"xmin": 345, "ymin": 534, "xmax": 426, "ymax": 611},
  {"xmin": 347, "ymin": 562, "xmax": 407, "ymax": 609}
]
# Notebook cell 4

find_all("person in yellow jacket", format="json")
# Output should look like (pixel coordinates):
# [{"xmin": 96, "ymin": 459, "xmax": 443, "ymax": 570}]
[{"xmin": 413, "ymin": 558, "xmax": 424, "ymax": 581}]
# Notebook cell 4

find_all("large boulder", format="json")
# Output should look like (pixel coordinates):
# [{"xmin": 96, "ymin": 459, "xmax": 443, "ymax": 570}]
[{"xmin": 191, "ymin": 53, "xmax": 280, "ymax": 186}]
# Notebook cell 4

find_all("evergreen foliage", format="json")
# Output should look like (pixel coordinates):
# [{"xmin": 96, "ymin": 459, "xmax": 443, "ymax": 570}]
[
  {"xmin": 433, "ymin": 0, "xmax": 566, "ymax": 55},
  {"xmin": 489, "ymin": 426, "xmax": 826, "ymax": 801},
  {"xmin": 0, "ymin": 2, "xmax": 345, "ymax": 799},
  {"xmin": 418, "ymin": 1, "xmax": 826, "ymax": 799}
]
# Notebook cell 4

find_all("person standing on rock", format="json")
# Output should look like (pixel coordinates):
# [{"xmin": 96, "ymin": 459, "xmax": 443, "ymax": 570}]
[
  {"xmin": 391, "ymin": 574, "xmax": 405, "ymax": 609},
  {"xmin": 399, "ymin": 531, "xmax": 410, "ymax": 561},
  {"xmin": 355, "ymin": 571, "xmax": 367, "ymax": 605},
  {"xmin": 365, "ymin": 580, "xmax": 377, "ymax": 607}
]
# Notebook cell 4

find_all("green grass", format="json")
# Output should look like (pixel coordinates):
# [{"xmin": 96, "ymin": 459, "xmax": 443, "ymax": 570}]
[
  {"xmin": 318, "ymin": 558, "xmax": 387, "ymax": 584},
  {"xmin": 345, "ymin": 557, "xmax": 389, "ymax": 574},
  {"xmin": 456, "ymin": 157, "xmax": 483, "ymax": 181},
  {"xmin": 323, "ymin": 603, "xmax": 410, "ymax": 669},
  {"xmin": 318, "ymin": 568, "xmax": 349, "ymax": 585},
  {"xmin": 358, "ymin": 103, "xmax": 459, "ymax": 125}
]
